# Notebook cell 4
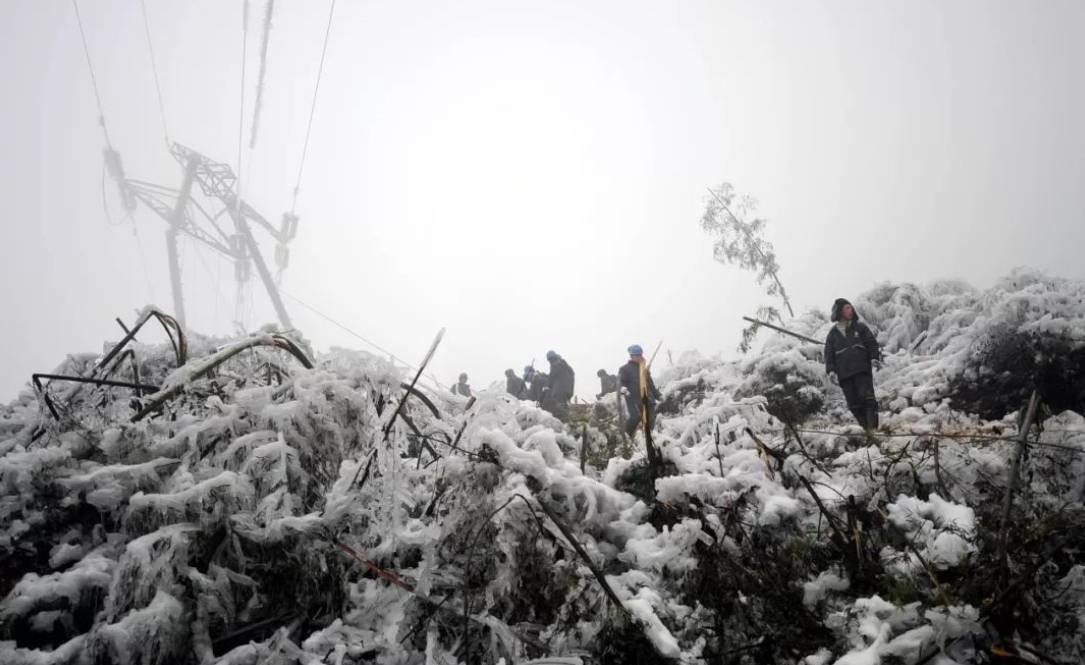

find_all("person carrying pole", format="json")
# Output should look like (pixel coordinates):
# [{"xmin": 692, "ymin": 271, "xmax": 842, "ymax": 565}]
[
  {"xmin": 618, "ymin": 344, "xmax": 662, "ymax": 439},
  {"xmin": 824, "ymin": 298, "xmax": 882, "ymax": 430},
  {"xmin": 524, "ymin": 365, "xmax": 550, "ymax": 406}
]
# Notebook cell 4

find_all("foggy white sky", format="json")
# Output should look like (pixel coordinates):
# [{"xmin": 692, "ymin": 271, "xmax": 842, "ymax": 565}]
[{"xmin": 1, "ymin": 0, "xmax": 1083, "ymax": 401}]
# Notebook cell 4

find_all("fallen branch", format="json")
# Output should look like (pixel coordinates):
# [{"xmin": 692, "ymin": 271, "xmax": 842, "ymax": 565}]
[
  {"xmin": 334, "ymin": 540, "xmax": 415, "ymax": 592},
  {"xmin": 745, "ymin": 427, "xmax": 786, "ymax": 479},
  {"xmin": 527, "ymin": 495, "xmax": 630, "ymax": 617},
  {"xmin": 797, "ymin": 475, "xmax": 849, "ymax": 550},
  {"xmin": 348, "ymin": 450, "xmax": 377, "ymax": 491},
  {"xmin": 131, "ymin": 334, "xmax": 312, "ymax": 421},
  {"xmin": 740, "ymin": 316, "xmax": 820, "ymax": 345}
]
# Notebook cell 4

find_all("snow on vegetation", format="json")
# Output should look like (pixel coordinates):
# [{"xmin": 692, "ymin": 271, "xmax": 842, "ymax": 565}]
[{"xmin": 1, "ymin": 269, "xmax": 1084, "ymax": 664}]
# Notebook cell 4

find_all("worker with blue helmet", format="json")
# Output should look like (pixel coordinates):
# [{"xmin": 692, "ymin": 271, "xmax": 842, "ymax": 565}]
[{"xmin": 618, "ymin": 343, "xmax": 661, "ymax": 437}]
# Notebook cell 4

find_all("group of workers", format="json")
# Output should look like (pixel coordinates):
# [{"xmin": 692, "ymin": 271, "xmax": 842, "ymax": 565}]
[
  {"xmin": 501, "ymin": 350, "xmax": 578, "ymax": 420},
  {"xmin": 452, "ymin": 297, "xmax": 884, "ymax": 436},
  {"xmin": 454, "ymin": 351, "xmax": 583, "ymax": 422},
  {"xmin": 500, "ymin": 345, "xmax": 662, "ymax": 437}
]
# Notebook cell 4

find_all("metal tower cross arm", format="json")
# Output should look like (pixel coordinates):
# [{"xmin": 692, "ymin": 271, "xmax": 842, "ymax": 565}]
[
  {"xmin": 107, "ymin": 142, "xmax": 296, "ymax": 331},
  {"xmin": 169, "ymin": 142, "xmax": 295, "ymax": 330},
  {"xmin": 124, "ymin": 180, "xmax": 236, "ymax": 257}
]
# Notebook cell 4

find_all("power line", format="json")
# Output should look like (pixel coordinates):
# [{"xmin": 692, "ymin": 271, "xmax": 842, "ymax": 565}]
[
  {"xmin": 212, "ymin": 248, "xmax": 223, "ymax": 327},
  {"xmin": 71, "ymin": 0, "xmax": 113, "ymax": 148},
  {"xmin": 93, "ymin": 104, "xmax": 159, "ymax": 311},
  {"xmin": 130, "ymin": 219, "xmax": 156, "ymax": 304},
  {"xmin": 235, "ymin": 0, "xmax": 250, "ymax": 327},
  {"xmin": 291, "ymin": 0, "xmax": 337, "ymax": 214},
  {"xmin": 764, "ymin": 426, "xmax": 1085, "ymax": 457},
  {"xmin": 249, "ymin": 0, "xmax": 275, "ymax": 149},
  {"xmin": 139, "ymin": 0, "xmax": 170, "ymax": 144},
  {"xmin": 100, "ymin": 164, "xmax": 125, "ymax": 228},
  {"xmin": 278, "ymin": 288, "xmax": 409, "ymax": 365},
  {"xmin": 237, "ymin": 0, "xmax": 250, "ymax": 199},
  {"xmin": 101, "ymin": 162, "xmax": 155, "ymax": 303},
  {"xmin": 189, "ymin": 240, "xmax": 229, "ymax": 329},
  {"xmin": 277, "ymin": 288, "xmax": 444, "ymax": 390}
]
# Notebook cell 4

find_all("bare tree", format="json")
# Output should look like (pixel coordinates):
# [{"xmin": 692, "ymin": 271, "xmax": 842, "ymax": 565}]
[{"xmin": 701, "ymin": 183, "xmax": 794, "ymax": 352}]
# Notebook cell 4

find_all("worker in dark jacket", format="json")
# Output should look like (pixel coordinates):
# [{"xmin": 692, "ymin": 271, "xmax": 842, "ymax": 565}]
[
  {"xmin": 619, "ymin": 344, "xmax": 662, "ymax": 437},
  {"xmin": 505, "ymin": 369, "xmax": 527, "ymax": 399},
  {"xmin": 451, "ymin": 372, "xmax": 472, "ymax": 397},
  {"xmin": 596, "ymin": 369, "xmax": 618, "ymax": 399},
  {"xmin": 546, "ymin": 351, "xmax": 575, "ymax": 419},
  {"xmin": 825, "ymin": 298, "xmax": 882, "ymax": 430},
  {"xmin": 525, "ymin": 366, "xmax": 550, "ymax": 405}
]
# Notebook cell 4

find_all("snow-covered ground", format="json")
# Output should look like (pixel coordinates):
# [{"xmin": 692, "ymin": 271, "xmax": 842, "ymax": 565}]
[{"xmin": 2, "ymin": 268, "xmax": 1084, "ymax": 664}]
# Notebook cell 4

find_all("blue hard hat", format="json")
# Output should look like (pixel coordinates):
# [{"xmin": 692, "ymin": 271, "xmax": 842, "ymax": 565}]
[
  {"xmin": 546, "ymin": 350, "xmax": 558, "ymax": 361},
  {"xmin": 523, "ymin": 365, "xmax": 535, "ymax": 375},
  {"xmin": 628, "ymin": 344, "xmax": 643, "ymax": 356}
]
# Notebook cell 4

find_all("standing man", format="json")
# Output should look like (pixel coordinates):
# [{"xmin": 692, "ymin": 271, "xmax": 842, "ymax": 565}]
[
  {"xmin": 505, "ymin": 368, "xmax": 527, "ymax": 399},
  {"xmin": 451, "ymin": 372, "xmax": 473, "ymax": 397},
  {"xmin": 619, "ymin": 344, "xmax": 662, "ymax": 438},
  {"xmin": 546, "ymin": 350, "xmax": 576, "ymax": 419},
  {"xmin": 525, "ymin": 366, "xmax": 550, "ymax": 406},
  {"xmin": 596, "ymin": 369, "xmax": 618, "ymax": 399},
  {"xmin": 824, "ymin": 298, "xmax": 882, "ymax": 430}
]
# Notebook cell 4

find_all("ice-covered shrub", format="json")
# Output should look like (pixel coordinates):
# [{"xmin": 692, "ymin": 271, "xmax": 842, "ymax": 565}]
[
  {"xmin": 3, "ymin": 268, "xmax": 1085, "ymax": 664},
  {"xmin": 949, "ymin": 325, "xmax": 1085, "ymax": 419},
  {"xmin": 735, "ymin": 347, "xmax": 825, "ymax": 426}
]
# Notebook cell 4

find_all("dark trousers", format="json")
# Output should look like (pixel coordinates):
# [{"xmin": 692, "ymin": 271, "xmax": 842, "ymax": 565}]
[
  {"xmin": 545, "ymin": 394, "xmax": 571, "ymax": 421},
  {"xmin": 840, "ymin": 371, "xmax": 878, "ymax": 429},
  {"xmin": 624, "ymin": 399, "xmax": 656, "ymax": 436}
]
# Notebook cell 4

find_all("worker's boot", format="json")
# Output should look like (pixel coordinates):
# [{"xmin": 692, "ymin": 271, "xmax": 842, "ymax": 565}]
[{"xmin": 865, "ymin": 402, "xmax": 880, "ymax": 432}]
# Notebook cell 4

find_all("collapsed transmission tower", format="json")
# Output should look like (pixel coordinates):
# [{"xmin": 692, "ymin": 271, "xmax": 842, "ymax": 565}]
[{"xmin": 105, "ymin": 142, "xmax": 297, "ymax": 330}]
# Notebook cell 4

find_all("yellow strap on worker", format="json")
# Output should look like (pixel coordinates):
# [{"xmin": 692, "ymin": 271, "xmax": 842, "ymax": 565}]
[{"xmin": 638, "ymin": 359, "xmax": 649, "ymax": 430}]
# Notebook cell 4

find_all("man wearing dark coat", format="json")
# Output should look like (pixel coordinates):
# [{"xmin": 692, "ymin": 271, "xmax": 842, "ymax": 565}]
[
  {"xmin": 505, "ymin": 369, "xmax": 527, "ymax": 399},
  {"xmin": 524, "ymin": 366, "xmax": 550, "ymax": 405},
  {"xmin": 451, "ymin": 373, "xmax": 472, "ymax": 397},
  {"xmin": 596, "ymin": 369, "xmax": 618, "ymax": 399},
  {"xmin": 824, "ymin": 298, "xmax": 882, "ymax": 430},
  {"xmin": 546, "ymin": 351, "xmax": 575, "ymax": 419},
  {"xmin": 618, "ymin": 344, "xmax": 662, "ymax": 437}
]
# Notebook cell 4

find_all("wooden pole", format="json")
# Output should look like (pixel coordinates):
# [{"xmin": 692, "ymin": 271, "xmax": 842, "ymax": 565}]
[
  {"xmin": 382, "ymin": 328, "xmax": 446, "ymax": 438},
  {"xmin": 615, "ymin": 382, "xmax": 625, "ymax": 438},
  {"xmin": 741, "ymin": 316, "xmax": 821, "ymax": 345},
  {"xmin": 581, "ymin": 424, "xmax": 588, "ymax": 474},
  {"xmin": 647, "ymin": 340, "xmax": 663, "ymax": 368},
  {"xmin": 997, "ymin": 389, "xmax": 1041, "ymax": 579}
]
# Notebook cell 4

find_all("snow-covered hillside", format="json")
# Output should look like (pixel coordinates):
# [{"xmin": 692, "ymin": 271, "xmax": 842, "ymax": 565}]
[{"xmin": 2, "ymin": 268, "xmax": 1084, "ymax": 664}]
